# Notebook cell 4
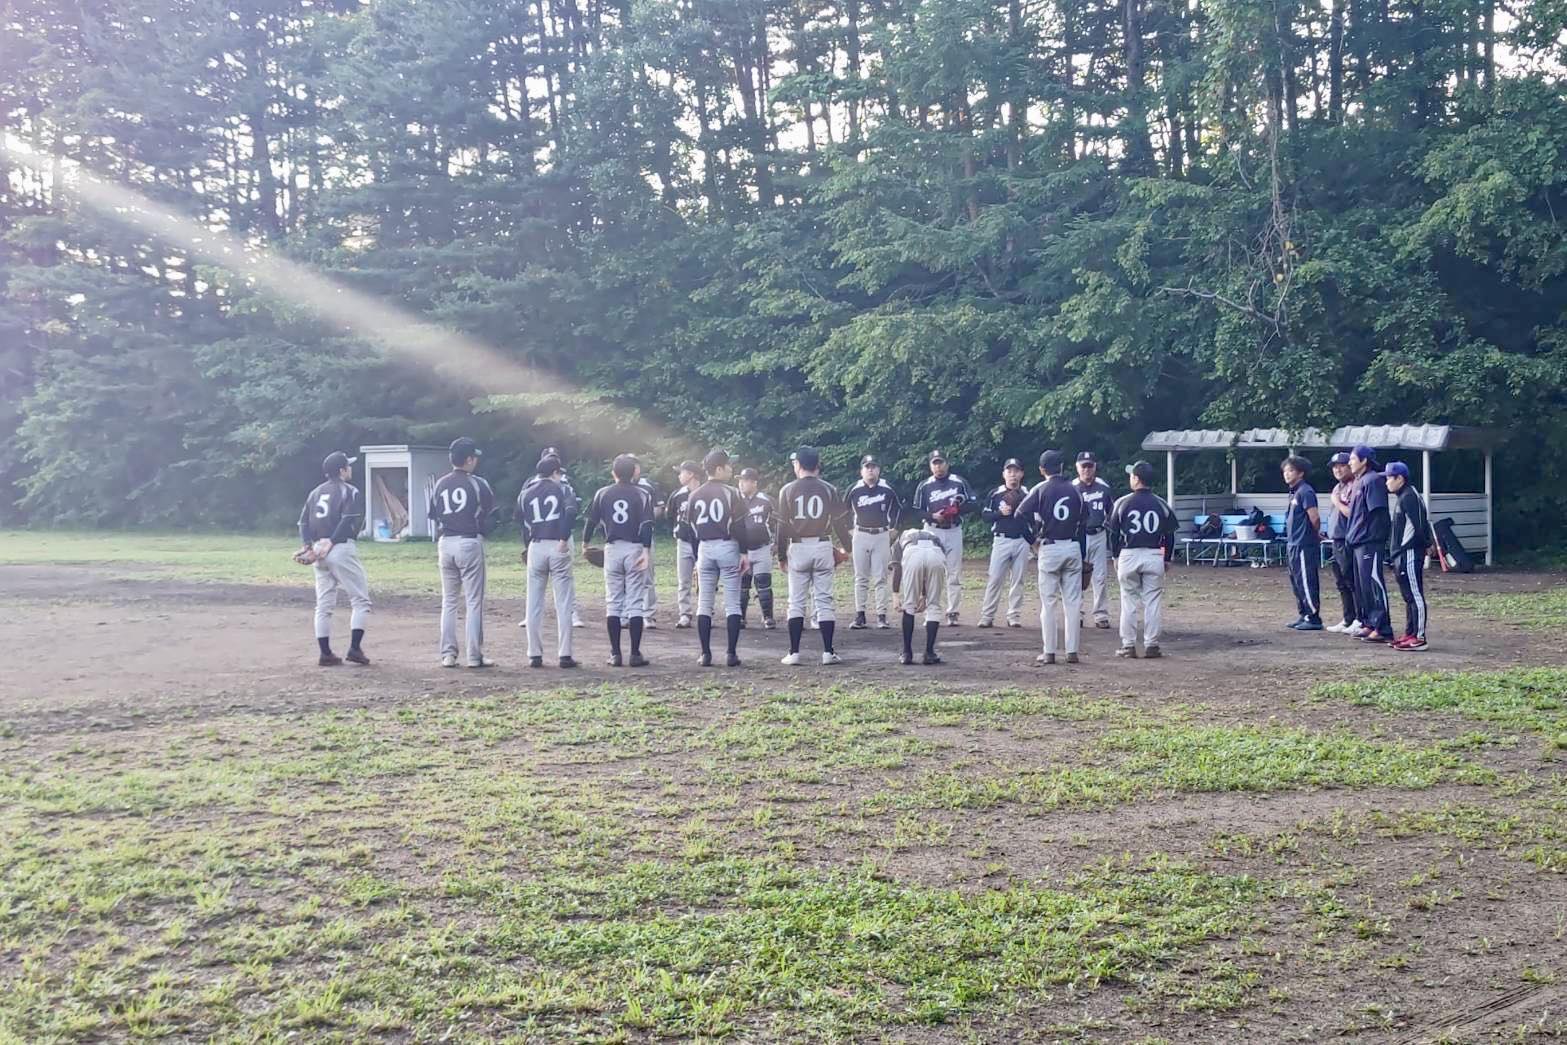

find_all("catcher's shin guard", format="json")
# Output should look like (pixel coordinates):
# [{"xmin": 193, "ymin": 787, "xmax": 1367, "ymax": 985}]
[
  {"xmin": 756, "ymin": 573, "xmax": 774, "ymax": 621},
  {"xmin": 740, "ymin": 571, "xmax": 753, "ymax": 619}
]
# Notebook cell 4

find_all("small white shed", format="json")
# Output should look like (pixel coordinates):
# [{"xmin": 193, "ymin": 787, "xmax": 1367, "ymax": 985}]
[
  {"xmin": 358, "ymin": 445, "xmax": 450, "ymax": 541},
  {"xmin": 1140, "ymin": 425, "xmax": 1500, "ymax": 565}
]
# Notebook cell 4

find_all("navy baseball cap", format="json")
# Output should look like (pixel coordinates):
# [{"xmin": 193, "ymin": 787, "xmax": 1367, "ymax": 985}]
[
  {"xmin": 1076, "ymin": 451, "xmax": 1097, "ymax": 464},
  {"xmin": 1329, "ymin": 452, "xmax": 1351, "ymax": 466},
  {"xmin": 1126, "ymin": 460, "xmax": 1156, "ymax": 484},
  {"xmin": 793, "ymin": 446, "xmax": 821, "ymax": 471},
  {"xmin": 1351, "ymin": 444, "xmax": 1376, "ymax": 463},
  {"xmin": 1039, "ymin": 450, "xmax": 1064, "ymax": 473},
  {"xmin": 322, "ymin": 451, "xmax": 357, "ymax": 476},
  {"xmin": 1385, "ymin": 461, "xmax": 1411, "ymax": 479},
  {"xmin": 1003, "ymin": 458, "xmax": 1024, "ymax": 470},
  {"xmin": 928, "ymin": 449, "xmax": 947, "ymax": 463},
  {"xmin": 449, "ymin": 437, "xmax": 481, "ymax": 463},
  {"xmin": 676, "ymin": 459, "xmax": 701, "ymax": 476},
  {"xmin": 860, "ymin": 455, "xmax": 879, "ymax": 467},
  {"xmin": 703, "ymin": 448, "xmax": 731, "ymax": 472},
  {"xmin": 536, "ymin": 454, "xmax": 562, "ymax": 476},
  {"xmin": 738, "ymin": 467, "xmax": 760, "ymax": 481}
]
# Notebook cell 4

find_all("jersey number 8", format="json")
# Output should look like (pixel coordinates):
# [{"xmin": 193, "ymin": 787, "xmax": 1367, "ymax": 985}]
[{"xmin": 611, "ymin": 499, "xmax": 630, "ymax": 525}]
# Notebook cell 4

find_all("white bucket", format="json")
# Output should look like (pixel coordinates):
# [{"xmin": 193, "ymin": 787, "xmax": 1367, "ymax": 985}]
[{"xmin": 1233, "ymin": 524, "xmax": 1257, "ymax": 541}]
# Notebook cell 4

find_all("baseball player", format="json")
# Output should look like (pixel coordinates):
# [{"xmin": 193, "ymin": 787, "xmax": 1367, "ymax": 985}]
[
  {"xmin": 1324, "ymin": 452, "xmax": 1362, "ymax": 633},
  {"xmin": 846, "ymin": 455, "xmax": 902, "ymax": 629},
  {"xmin": 1107, "ymin": 460, "xmax": 1177, "ymax": 658},
  {"xmin": 1073, "ymin": 451, "xmax": 1114, "ymax": 629},
  {"xmin": 1385, "ymin": 462, "xmax": 1430, "ymax": 651},
  {"xmin": 891, "ymin": 527, "xmax": 948, "ymax": 664},
  {"xmin": 516, "ymin": 445, "xmax": 585, "ymax": 630},
  {"xmin": 776, "ymin": 446, "xmax": 853, "ymax": 665},
  {"xmin": 912, "ymin": 450, "xmax": 977, "ymax": 625},
  {"xmin": 581, "ymin": 454, "xmax": 655, "ymax": 667},
  {"xmin": 636, "ymin": 465, "xmax": 667, "ymax": 627},
  {"xmin": 1281, "ymin": 455, "xmax": 1323, "ymax": 631},
  {"xmin": 689, "ymin": 449, "xmax": 749, "ymax": 667},
  {"xmin": 1017, "ymin": 450, "xmax": 1086, "ymax": 664},
  {"xmin": 518, "ymin": 453, "xmax": 580, "ymax": 668},
  {"xmin": 737, "ymin": 468, "xmax": 777, "ymax": 629},
  {"xmin": 976, "ymin": 457, "xmax": 1035, "ymax": 628},
  {"xmin": 298, "ymin": 451, "xmax": 372, "ymax": 666},
  {"xmin": 668, "ymin": 460, "xmax": 702, "ymax": 628},
  {"xmin": 1345, "ymin": 445, "xmax": 1395, "ymax": 644},
  {"xmin": 429, "ymin": 438, "xmax": 497, "ymax": 668}
]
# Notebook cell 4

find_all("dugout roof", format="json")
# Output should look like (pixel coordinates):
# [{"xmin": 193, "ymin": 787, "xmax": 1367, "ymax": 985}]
[{"xmin": 1140, "ymin": 424, "xmax": 1502, "ymax": 453}]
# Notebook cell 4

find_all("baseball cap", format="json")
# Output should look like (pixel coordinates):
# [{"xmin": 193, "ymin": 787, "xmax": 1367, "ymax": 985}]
[
  {"xmin": 1385, "ymin": 461, "xmax": 1410, "ymax": 479},
  {"xmin": 449, "ymin": 437, "xmax": 481, "ymax": 464},
  {"xmin": 676, "ymin": 459, "xmax": 702, "ymax": 476},
  {"xmin": 793, "ymin": 446, "xmax": 821, "ymax": 471},
  {"xmin": 1351, "ymin": 444, "xmax": 1376, "ymax": 463},
  {"xmin": 321, "ymin": 450, "xmax": 357, "ymax": 476},
  {"xmin": 738, "ymin": 467, "xmax": 760, "ymax": 481},
  {"xmin": 703, "ymin": 448, "xmax": 731, "ymax": 473},
  {"xmin": 1329, "ymin": 452, "xmax": 1351, "ymax": 466},
  {"xmin": 1039, "ymin": 450, "xmax": 1064, "ymax": 473},
  {"xmin": 1127, "ymin": 460, "xmax": 1156, "ymax": 485},
  {"xmin": 860, "ymin": 455, "xmax": 879, "ymax": 468},
  {"xmin": 536, "ymin": 454, "xmax": 562, "ymax": 476},
  {"xmin": 1076, "ymin": 451, "xmax": 1097, "ymax": 464},
  {"xmin": 928, "ymin": 449, "xmax": 947, "ymax": 463},
  {"xmin": 1003, "ymin": 458, "xmax": 1024, "ymax": 471}
]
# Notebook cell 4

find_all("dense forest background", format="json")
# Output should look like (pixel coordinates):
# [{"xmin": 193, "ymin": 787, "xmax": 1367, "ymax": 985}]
[{"xmin": 1, "ymin": 0, "xmax": 1563, "ymax": 544}]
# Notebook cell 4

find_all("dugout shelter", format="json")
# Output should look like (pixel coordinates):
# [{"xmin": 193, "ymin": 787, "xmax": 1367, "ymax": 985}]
[{"xmin": 1140, "ymin": 425, "xmax": 1499, "ymax": 565}]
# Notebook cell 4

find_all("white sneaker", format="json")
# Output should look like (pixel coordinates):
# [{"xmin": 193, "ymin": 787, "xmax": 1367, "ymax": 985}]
[
  {"xmin": 779, "ymin": 652, "xmax": 801, "ymax": 666},
  {"xmin": 440, "ymin": 653, "xmax": 458, "ymax": 668},
  {"xmin": 517, "ymin": 619, "xmax": 527, "ymax": 628},
  {"xmin": 1344, "ymin": 621, "xmax": 1364, "ymax": 637},
  {"xmin": 1325, "ymin": 621, "xmax": 1344, "ymax": 633},
  {"xmin": 572, "ymin": 612, "xmax": 584, "ymax": 629},
  {"xmin": 821, "ymin": 652, "xmax": 841, "ymax": 666}
]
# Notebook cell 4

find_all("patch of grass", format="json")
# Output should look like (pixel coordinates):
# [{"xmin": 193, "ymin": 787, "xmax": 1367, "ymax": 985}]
[
  {"xmin": 1448, "ymin": 587, "xmax": 1567, "ymax": 630},
  {"xmin": 1314, "ymin": 668, "xmax": 1567, "ymax": 745}
]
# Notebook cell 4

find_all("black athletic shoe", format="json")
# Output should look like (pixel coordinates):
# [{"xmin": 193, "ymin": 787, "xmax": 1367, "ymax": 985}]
[
  {"xmin": 849, "ymin": 612, "xmax": 868, "ymax": 630},
  {"xmin": 559, "ymin": 656, "xmax": 578, "ymax": 669},
  {"xmin": 900, "ymin": 651, "xmax": 915, "ymax": 665},
  {"xmin": 607, "ymin": 653, "xmax": 624, "ymax": 667},
  {"xmin": 1065, "ymin": 652, "xmax": 1080, "ymax": 664},
  {"xmin": 628, "ymin": 653, "xmax": 649, "ymax": 667},
  {"xmin": 318, "ymin": 653, "xmax": 342, "ymax": 667},
  {"xmin": 528, "ymin": 656, "xmax": 544, "ymax": 668},
  {"xmin": 726, "ymin": 653, "xmax": 742, "ymax": 668},
  {"xmin": 345, "ymin": 649, "xmax": 370, "ymax": 666},
  {"xmin": 698, "ymin": 652, "xmax": 713, "ymax": 667},
  {"xmin": 922, "ymin": 651, "xmax": 943, "ymax": 665},
  {"xmin": 877, "ymin": 615, "xmax": 889, "ymax": 629},
  {"xmin": 1143, "ymin": 646, "xmax": 1162, "ymax": 659}
]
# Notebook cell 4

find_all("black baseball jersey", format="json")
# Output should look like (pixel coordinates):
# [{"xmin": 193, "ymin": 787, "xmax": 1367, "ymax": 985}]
[
  {"xmin": 981, "ymin": 484, "xmax": 1036, "ymax": 541},
  {"xmin": 428, "ymin": 470, "xmax": 497, "ymax": 539},
  {"xmin": 776, "ymin": 476, "xmax": 852, "ymax": 548},
  {"xmin": 742, "ymin": 491, "xmax": 776, "ymax": 552},
  {"xmin": 687, "ymin": 480, "xmax": 748, "ymax": 543},
  {"xmin": 299, "ymin": 479, "xmax": 363, "ymax": 545},
  {"xmin": 1018, "ymin": 475, "xmax": 1086, "ymax": 547},
  {"xmin": 1107, "ymin": 490, "xmax": 1178, "ymax": 557},
  {"xmin": 1073, "ymin": 476, "xmax": 1113, "ymax": 532},
  {"xmin": 847, "ymin": 479, "xmax": 903, "ymax": 530},
  {"xmin": 517, "ymin": 476, "xmax": 580, "ymax": 542},
  {"xmin": 669, "ymin": 487, "xmax": 697, "ymax": 545},
  {"xmin": 1389, "ymin": 485, "xmax": 1430, "ymax": 556},
  {"xmin": 1285, "ymin": 481, "xmax": 1321, "ymax": 547},
  {"xmin": 638, "ymin": 478, "xmax": 666, "ymax": 521},
  {"xmin": 912, "ymin": 473, "xmax": 976, "ymax": 524},
  {"xmin": 582, "ymin": 481, "xmax": 655, "ymax": 546}
]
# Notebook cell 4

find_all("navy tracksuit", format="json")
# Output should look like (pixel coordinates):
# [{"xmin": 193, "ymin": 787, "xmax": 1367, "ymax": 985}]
[
  {"xmin": 1345, "ymin": 469, "xmax": 1393, "ymax": 638},
  {"xmin": 1389, "ymin": 485, "xmax": 1431, "ymax": 641},
  {"xmin": 1327, "ymin": 480, "xmax": 1360, "ymax": 626},
  {"xmin": 1285, "ymin": 480, "xmax": 1322, "ymax": 625}
]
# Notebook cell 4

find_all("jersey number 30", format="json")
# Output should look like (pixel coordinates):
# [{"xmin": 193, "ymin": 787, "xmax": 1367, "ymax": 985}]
[{"xmin": 1126, "ymin": 509, "xmax": 1161, "ymax": 535}]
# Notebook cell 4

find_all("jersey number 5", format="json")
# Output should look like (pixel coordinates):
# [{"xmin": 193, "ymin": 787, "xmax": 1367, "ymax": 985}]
[{"xmin": 314, "ymin": 493, "xmax": 332, "ymax": 518}]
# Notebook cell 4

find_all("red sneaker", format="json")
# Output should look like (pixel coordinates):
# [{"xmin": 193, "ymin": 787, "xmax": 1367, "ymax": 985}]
[{"xmin": 1389, "ymin": 636, "xmax": 1412, "ymax": 649}]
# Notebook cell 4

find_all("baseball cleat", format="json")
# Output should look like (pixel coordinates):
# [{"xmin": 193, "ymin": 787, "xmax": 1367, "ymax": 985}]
[
  {"xmin": 318, "ymin": 653, "xmax": 343, "ymax": 667},
  {"xmin": 469, "ymin": 657, "xmax": 498, "ymax": 669},
  {"xmin": 779, "ymin": 652, "xmax": 802, "ymax": 666},
  {"xmin": 977, "ymin": 620, "xmax": 994, "ymax": 629},
  {"xmin": 821, "ymin": 651, "xmax": 841, "ymax": 666},
  {"xmin": 607, "ymin": 653, "xmax": 624, "ymax": 667},
  {"xmin": 698, "ymin": 651, "xmax": 713, "ymax": 667},
  {"xmin": 1094, "ymin": 619, "xmax": 1111, "ymax": 629},
  {"xmin": 1036, "ymin": 653, "xmax": 1055, "ymax": 665},
  {"xmin": 946, "ymin": 613, "xmax": 959, "ymax": 626},
  {"xmin": 763, "ymin": 618, "xmax": 777, "ymax": 630},
  {"xmin": 922, "ymin": 651, "xmax": 943, "ymax": 665},
  {"xmin": 1006, "ymin": 620, "xmax": 1021, "ymax": 628},
  {"xmin": 877, "ymin": 615, "xmax": 889, "ymax": 629},
  {"xmin": 517, "ymin": 619, "xmax": 527, "ymax": 628},
  {"xmin": 644, "ymin": 617, "xmax": 658, "ymax": 629},
  {"xmin": 571, "ymin": 613, "xmax": 584, "ymax": 629},
  {"xmin": 1287, "ymin": 618, "xmax": 1307, "ymax": 629},
  {"xmin": 1296, "ymin": 620, "xmax": 1324, "ymax": 631},
  {"xmin": 1066, "ymin": 652, "xmax": 1080, "ymax": 664},
  {"xmin": 1142, "ymin": 645, "xmax": 1162, "ymax": 658},
  {"xmin": 345, "ymin": 648, "xmax": 370, "ymax": 666},
  {"xmin": 1397, "ymin": 638, "xmax": 1428, "ymax": 652},
  {"xmin": 528, "ymin": 656, "xmax": 544, "ymax": 668},
  {"xmin": 559, "ymin": 656, "xmax": 578, "ymax": 668},
  {"xmin": 1116, "ymin": 646, "xmax": 1136, "ymax": 658},
  {"xmin": 440, "ymin": 653, "xmax": 459, "ymax": 668},
  {"xmin": 849, "ymin": 612, "xmax": 868, "ymax": 630},
  {"xmin": 628, "ymin": 652, "xmax": 649, "ymax": 667},
  {"xmin": 900, "ymin": 651, "xmax": 915, "ymax": 665},
  {"xmin": 726, "ymin": 653, "xmax": 742, "ymax": 668},
  {"xmin": 677, "ymin": 615, "xmax": 692, "ymax": 629}
]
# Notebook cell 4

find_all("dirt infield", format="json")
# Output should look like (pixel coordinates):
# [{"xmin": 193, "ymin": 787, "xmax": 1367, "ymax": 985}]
[{"xmin": 2, "ymin": 555, "xmax": 1565, "ymax": 1041}]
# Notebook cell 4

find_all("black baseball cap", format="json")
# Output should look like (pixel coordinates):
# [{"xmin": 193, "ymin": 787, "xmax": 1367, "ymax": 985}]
[
  {"xmin": 322, "ymin": 451, "xmax": 357, "ymax": 476},
  {"xmin": 1003, "ymin": 458, "xmax": 1024, "ymax": 470},
  {"xmin": 738, "ymin": 467, "xmax": 760, "ymax": 481},
  {"xmin": 703, "ymin": 448, "xmax": 731, "ymax": 473},
  {"xmin": 1039, "ymin": 450, "xmax": 1064, "ymax": 473},
  {"xmin": 1076, "ymin": 451, "xmax": 1097, "ymax": 464},
  {"xmin": 536, "ymin": 454, "xmax": 562, "ymax": 477},
  {"xmin": 793, "ymin": 446, "xmax": 821, "ymax": 471},
  {"xmin": 928, "ymin": 449, "xmax": 947, "ymax": 463},
  {"xmin": 449, "ymin": 437, "xmax": 481, "ymax": 464},
  {"xmin": 1126, "ymin": 460, "xmax": 1156, "ymax": 485},
  {"xmin": 676, "ymin": 459, "xmax": 702, "ymax": 477},
  {"xmin": 860, "ymin": 455, "xmax": 879, "ymax": 468}
]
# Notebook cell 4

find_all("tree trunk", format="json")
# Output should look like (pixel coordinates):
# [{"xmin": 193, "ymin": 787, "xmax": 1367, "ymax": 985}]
[{"xmin": 1122, "ymin": 0, "xmax": 1155, "ymax": 174}]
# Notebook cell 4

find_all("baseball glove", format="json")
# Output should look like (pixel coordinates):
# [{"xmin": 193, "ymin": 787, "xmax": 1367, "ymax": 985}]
[
  {"xmin": 584, "ymin": 545, "xmax": 605, "ymax": 568},
  {"xmin": 294, "ymin": 538, "xmax": 333, "ymax": 566},
  {"xmin": 1081, "ymin": 562, "xmax": 1094, "ymax": 590},
  {"xmin": 938, "ymin": 503, "xmax": 962, "ymax": 523},
  {"xmin": 833, "ymin": 546, "xmax": 850, "ymax": 566}
]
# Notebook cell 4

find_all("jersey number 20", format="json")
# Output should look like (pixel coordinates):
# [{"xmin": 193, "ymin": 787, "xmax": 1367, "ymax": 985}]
[{"xmin": 693, "ymin": 498, "xmax": 724, "ymax": 525}]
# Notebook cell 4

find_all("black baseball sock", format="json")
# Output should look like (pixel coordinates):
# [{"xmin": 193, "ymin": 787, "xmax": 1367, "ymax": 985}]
[
  {"xmin": 629, "ymin": 617, "xmax": 644, "ymax": 656},
  {"xmin": 788, "ymin": 617, "xmax": 804, "ymax": 654},
  {"xmin": 350, "ymin": 628, "xmax": 364, "ymax": 652},
  {"xmin": 901, "ymin": 612, "xmax": 916, "ymax": 657},
  {"xmin": 726, "ymin": 614, "xmax": 741, "ymax": 655},
  {"xmin": 318, "ymin": 637, "xmax": 333, "ymax": 657},
  {"xmin": 607, "ymin": 617, "xmax": 623, "ymax": 657},
  {"xmin": 820, "ymin": 620, "xmax": 835, "ymax": 654},
  {"xmin": 925, "ymin": 620, "xmax": 939, "ymax": 655},
  {"xmin": 697, "ymin": 614, "xmax": 713, "ymax": 656},
  {"xmin": 740, "ymin": 573, "xmax": 753, "ymax": 619}
]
